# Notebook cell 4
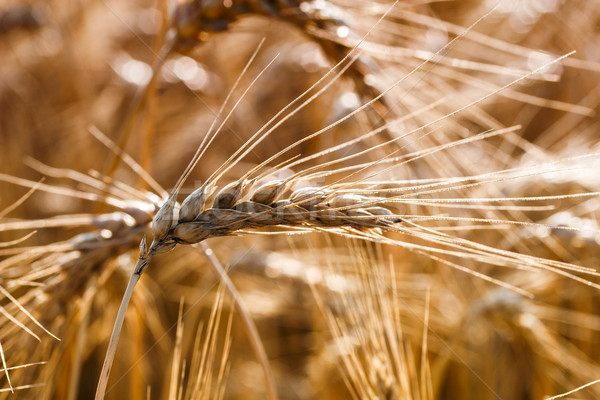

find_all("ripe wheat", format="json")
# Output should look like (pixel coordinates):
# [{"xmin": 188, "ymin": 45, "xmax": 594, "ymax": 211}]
[{"xmin": 1, "ymin": 0, "xmax": 600, "ymax": 399}]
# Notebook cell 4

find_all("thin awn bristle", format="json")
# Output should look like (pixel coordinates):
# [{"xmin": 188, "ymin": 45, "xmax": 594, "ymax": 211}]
[
  {"xmin": 202, "ymin": 0, "xmax": 410, "ymax": 188},
  {"xmin": 174, "ymin": 38, "xmax": 268, "ymax": 196},
  {"xmin": 227, "ymin": 47, "xmax": 572, "ymax": 210},
  {"xmin": 0, "ymin": 285, "xmax": 59, "ymax": 341},
  {"xmin": 222, "ymin": 0, "xmax": 405, "ymax": 172},
  {"xmin": 0, "ymin": 173, "xmax": 125, "ymax": 209},
  {"xmin": 253, "ymin": 125, "xmax": 520, "ymax": 214},
  {"xmin": 0, "ymin": 179, "xmax": 44, "ymax": 219},
  {"xmin": 282, "ymin": 97, "xmax": 449, "ymax": 171},
  {"xmin": 24, "ymin": 158, "xmax": 140, "ymax": 202},
  {"xmin": 0, "ymin": 341, "xmax": 13, "ymax": 394},
  {"xmin": 0, "ymin": 232, "xmax": 37, "ymax": 249},
  {"xmin": 200, "ymin": 51, "xmax": 282, "ymax": 189},
  {"xmin": 297, "ymin": 125, "xmax": 522, "ymax": 182},
  {"xmin": 257, "ymin": 0, "xmax": 504, "ymax": 170},
  {"xmin": 206, "ymin": 46, "xmax": 363, "ymax": 188},
  {"xmin": 0, "ymin": 305, "xmax": 41, "ymax": 342},
  {"xmin": 88, "ymin": 126, "xmax": 168, "ymax": 199},
  {"xmin": 308, "ymin": 50, "xmax": 576, "ymax": 184},
  {"xmin": 389, "ymin": 219, "xmax": 599, "ymax": 277}
]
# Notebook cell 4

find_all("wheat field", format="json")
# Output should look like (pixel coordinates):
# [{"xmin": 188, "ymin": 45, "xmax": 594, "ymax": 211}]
[{"xmin": 1, "ymin": 0, "xmax": 600, "ymax": 399}]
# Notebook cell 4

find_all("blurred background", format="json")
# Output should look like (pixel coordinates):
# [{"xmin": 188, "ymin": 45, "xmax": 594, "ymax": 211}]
[{"xmin": 1, "ymin": 0, "xmax": 600, "ymax": 399}]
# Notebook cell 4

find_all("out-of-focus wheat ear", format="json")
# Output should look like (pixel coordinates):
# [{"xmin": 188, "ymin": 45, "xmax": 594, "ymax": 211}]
[
  {"xmin": 195, "ymin": 242, "xmax": 278, "ymax": 400},
  {"xmin": 95, "ymin": 238, "xmax": 148, "ymax": 400}
]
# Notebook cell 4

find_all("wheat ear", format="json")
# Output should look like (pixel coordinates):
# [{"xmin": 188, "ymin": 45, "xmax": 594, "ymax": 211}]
[{"xmin": 94, "ymin": 38, "xmax": 283, "ymax": 399}]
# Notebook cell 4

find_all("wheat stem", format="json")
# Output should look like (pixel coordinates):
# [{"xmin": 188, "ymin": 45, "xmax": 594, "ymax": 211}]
[{"xmin": 94, "ymin": 264, "xmax": 142, "ymax": 400}]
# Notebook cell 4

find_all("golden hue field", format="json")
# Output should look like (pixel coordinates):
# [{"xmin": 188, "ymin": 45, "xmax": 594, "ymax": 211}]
[{"xmin": 1, "ymin": 1, "xmax": 600, "ymax": 399}]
